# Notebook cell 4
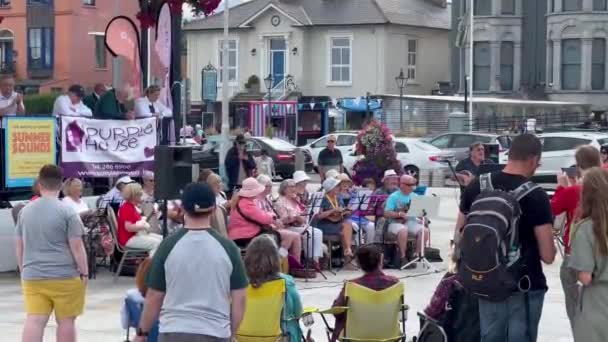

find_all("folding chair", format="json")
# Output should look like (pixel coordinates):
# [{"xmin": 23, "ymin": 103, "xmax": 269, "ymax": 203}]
[
  {"xmin": 236, "ymin": 278, "xmax": 289, "ymax": 342},
  {"xmin": 107, "ymin": 207, "xmax": 149, "ymax": 282},
  {"xmin": 553, "ymin": 212, "xmax": 567, "ymax": 257},
  {"xmin": 123, "ymin": 290, "xmax": 159, "ymax": 342},
  {"xmin": 315, "ymin": 282, "xmax": 409, "ymax": 342}
]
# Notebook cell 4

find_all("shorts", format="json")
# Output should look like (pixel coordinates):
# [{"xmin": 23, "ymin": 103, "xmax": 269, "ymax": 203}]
[
  {"xmin": 22, "ymin": 277, "xmax": 86, "ymax": 319},
  {"xmin": 388, "ymin": 221, "xmax": 422, "ymax": 236},
  {"xmin": 160, "ymin": 333, "xmax": 230, "ymax": 342}
]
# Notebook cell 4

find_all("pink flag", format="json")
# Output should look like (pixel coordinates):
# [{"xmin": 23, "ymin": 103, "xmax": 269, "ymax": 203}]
[
  {"xmin": 105, "ymin": 16, "xmax": 142, "ymax": 97},
  {"xmin": 154, "ymin": 3, "xmax": 172, "ymax": 109}
]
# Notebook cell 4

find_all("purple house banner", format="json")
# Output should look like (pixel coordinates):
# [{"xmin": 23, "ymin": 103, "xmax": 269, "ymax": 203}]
[{"xmin": 60, "ymin": 117, "xmax": 156, "ymax": 178}]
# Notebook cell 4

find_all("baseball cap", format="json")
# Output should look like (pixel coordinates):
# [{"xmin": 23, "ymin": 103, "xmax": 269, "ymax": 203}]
[
  {"xmin": 116, "ymin": 176, "xmax": 134, "ymax": 186},
  {"xmin": 181, "ymin": 182, "xmax": 216, "ymax": 214}
]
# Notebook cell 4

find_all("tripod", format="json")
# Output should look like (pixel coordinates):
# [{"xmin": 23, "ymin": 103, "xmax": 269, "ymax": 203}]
[{"xmin": 401, "ymin": 209, "xmax": 440, "ymax": 273}]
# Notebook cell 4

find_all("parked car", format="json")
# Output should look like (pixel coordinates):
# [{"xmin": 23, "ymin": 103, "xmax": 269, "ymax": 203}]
[
  {"xmin": 425, "ymin": 132, "xmax": 511, "ymax": 164},
  {"xmin": 343, "ymin": 138, "xmax": 453, "ymax": 180},
  {"xmin": 536, "ymin": 131, "xmax": 608, "ymax": 172},
  {"xmin": 300, "ymin": 132, "xmax": 358, "ymax": 170},
  {"xmin": 202, "ymin": 136, "xmax": 314, "ymax": 180}
]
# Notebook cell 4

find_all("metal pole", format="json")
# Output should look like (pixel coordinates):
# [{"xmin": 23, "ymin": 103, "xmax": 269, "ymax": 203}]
[
  {"xmin": 468, "ymin": 0, "xmax": 474, "ymax": 131},
  {"xmin": 219, "ymin": 0, "xmax": 230, "ymax": 181},
  {"xmin": 267, "ymin": 82, "xmax": 272, "ymax": 133},
  {"xmin": 399, "ymin": 86, "xmax": 404, "ymax": 133},
  {"xmin": 366, "ymin": 92, "xmax": 371, "ymax": 120}
]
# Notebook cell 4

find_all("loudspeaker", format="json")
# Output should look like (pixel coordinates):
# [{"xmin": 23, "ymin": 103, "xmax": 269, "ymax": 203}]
[{"xmin": 154, "ymin": 146, "xmax": 199, "ymax": 200}]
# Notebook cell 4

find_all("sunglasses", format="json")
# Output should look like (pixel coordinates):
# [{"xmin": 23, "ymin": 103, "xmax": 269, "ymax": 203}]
[
  {"xmin": 328, "ymin": 140, "xmax": 336, "ymax": 143},
  {"xmin": 401, "ymin": 182, "xmax": 417, "ymax": 187}
]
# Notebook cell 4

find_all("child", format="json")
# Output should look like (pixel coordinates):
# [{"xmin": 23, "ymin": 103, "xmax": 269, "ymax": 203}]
[{"xmin": 255, "ymin": 149, "xmax": 276, "ymax": 179}]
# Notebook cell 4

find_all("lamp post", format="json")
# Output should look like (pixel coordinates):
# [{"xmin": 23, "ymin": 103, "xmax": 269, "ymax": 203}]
[
  {"xmin": 264, "ymin": 74, "xmax": 273, "ymax": 129},
  {"xmin": 395, "ymin": 68, "xmax": 408, "ymax": 133}
]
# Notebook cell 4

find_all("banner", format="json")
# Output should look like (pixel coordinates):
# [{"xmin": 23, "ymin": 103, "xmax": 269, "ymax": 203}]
[
  {"xmin": 105, "ymin": 16, "xmax": 142, "ymax": 98},
  {"xmin": 3, "ymin": 117, "xmax": 56, "ymax": 188},
  {"xmin": 154, "ymin": 3, "xmax": 172, "ymax": 109},
  {"xmin": 60, "ymin": 117, "xmax": 156, "ymax": 178}
]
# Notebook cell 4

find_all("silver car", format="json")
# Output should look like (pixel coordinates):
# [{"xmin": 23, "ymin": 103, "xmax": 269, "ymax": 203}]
[{"xmin": 426, "ymin": 132, "xmax": 512, "ymax": 163}]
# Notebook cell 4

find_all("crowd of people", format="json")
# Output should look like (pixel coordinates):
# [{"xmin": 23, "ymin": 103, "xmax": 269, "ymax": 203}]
[{"xmin": 15, "ymin": 130, "xmax": 608, "ymax": 342}]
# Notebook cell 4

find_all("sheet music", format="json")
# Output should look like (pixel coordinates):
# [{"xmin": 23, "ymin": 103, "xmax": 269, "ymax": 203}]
[
  {"xmin": 407, "ymin": 196, "xmax": 441, "ymax": 218},
  {"xmin": 347, "ymin": 189, "xmax": 373, "ymax": 211}
]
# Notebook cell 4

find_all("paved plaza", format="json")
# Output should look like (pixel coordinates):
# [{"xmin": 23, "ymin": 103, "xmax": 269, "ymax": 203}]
[{"xmin": 0, "ymin": 187, "xmax": 574, "ymax": 341}]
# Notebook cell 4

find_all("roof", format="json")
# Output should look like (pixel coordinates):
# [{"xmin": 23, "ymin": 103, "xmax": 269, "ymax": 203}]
[{"xmin": 183, "ymin": 0, "xmax": 450, "ymax": 31}]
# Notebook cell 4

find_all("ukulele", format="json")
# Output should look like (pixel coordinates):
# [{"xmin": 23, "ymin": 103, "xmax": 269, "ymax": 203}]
[{"xmin": 325, "ymin": 195, "xmax": 351, "ymax": 222}]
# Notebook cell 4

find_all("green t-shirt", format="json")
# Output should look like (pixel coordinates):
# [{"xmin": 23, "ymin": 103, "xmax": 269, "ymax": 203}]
[{"xmin": 146, "ymin": 228, "xmax": 248, "ymax": 337}]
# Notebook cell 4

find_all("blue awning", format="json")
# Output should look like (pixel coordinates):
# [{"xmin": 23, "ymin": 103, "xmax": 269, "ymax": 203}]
[{"xmin": 338, "ymin": 97, "xmax": 382, "ymax": 112}]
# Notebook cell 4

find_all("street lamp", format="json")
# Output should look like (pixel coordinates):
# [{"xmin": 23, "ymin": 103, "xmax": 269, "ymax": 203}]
[
  {"xmin": 264, "ymin": 74, "xmax": 273, "ymax": 127},
  {"xmin": 395, "ymin": 68, "xmax": 408, "ymax": 133}
]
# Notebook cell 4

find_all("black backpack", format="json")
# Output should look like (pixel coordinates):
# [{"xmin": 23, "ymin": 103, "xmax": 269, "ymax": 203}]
[{"xmin": 458, "ymin": 173, "xmax": 539, "ymax": 301}]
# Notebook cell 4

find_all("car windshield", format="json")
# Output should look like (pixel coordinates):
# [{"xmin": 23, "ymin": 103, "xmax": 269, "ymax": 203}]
[
  {"xmin": 256, "ymin": 137, "xmax": 295, "ymax": 150},
  {"xmin": 597, "ymin": 138, "xmax": 608, "ymax": 146}
]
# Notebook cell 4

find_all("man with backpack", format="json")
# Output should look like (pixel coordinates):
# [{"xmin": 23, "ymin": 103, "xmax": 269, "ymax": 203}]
[{"xmin": 455, "ymin": 134, "xmax": 556, "ymax": 342}]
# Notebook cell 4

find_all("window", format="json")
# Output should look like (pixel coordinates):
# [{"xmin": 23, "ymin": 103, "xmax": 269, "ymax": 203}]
[
  {"xmin": 337, "ymin": 135, "xmax": 356, "ymax": 146},
  {"xmin": 550, "ymin": 0, "xmax": 555, "ymax": 12},
  {"xmin": 548, "ymin": 41, "xmax": 554, "ymax": 84},
  {"xmin": 311, "ymin": 136, "xmax": 328, "ymax": 149},
  {"xmin": 451, "ymin": 135, "xmax": 478, "ymax": 148},
  {"xmin": 592, "ymin": 38, "xmax": 605, "ymax": 90},
  {"xmin": 501, "ymin": 0, "xmax": 515, "ymax": 14},
  {"xmin": 218, "ymin": 39, "xmax": 237, "ymax": 83},
  {"xmin": 430, "ymin": 135, "xmax": 451, "ymax": 149},
  {"xmin": 562, "ymin": 0, "xmax": 582, "ymax": 11},
  {"xmin": 500, "ymin": 42, "xmax": 514, "ymax": 90},
  {"xmin": 245, "ymin": 140, "xmax": 261, "ymax": 153},
  {"xmin": 473, "ymin": 42, "xmax": 491, "ymax": 91},
  {"xmin": 541, "ymin": 137, "xmax": 590, "ymax": 152},
  {"xmin": 330, "ymin": 37, "xmax": 351, "ymax": 83},
  {"xmin": 407, "ymin": 40, "xmax": 417, "ymax": 80},
  {"xmin": 474, "ymin": 0, "xmax": 491, "ymax": 15},
  {"xmin": 0, "ymin": 0, "xmax": 10, "ymax": 7},
  {"xmin": 562, "ymin": 39, "xmax": 581, "ymax": 90},
  {"xmin": 27, "ymin": 0, "xmax": 51, "ymax": 4},
  {"xmin": 395, "ymin": 142, "xmax": 410, "ymax": 154},
  {"xmin": 94, "ymin": 35, "xmax": 106, "ymax": 69},
  {"xmin": 28, "ymin": 28, "xmax": 53, "ymax": 70},
  {"xmin": 594, "ymin": 0, "xmax": 607, "ymax": 10},
  {"xmin": 82, "ymin": 0, "xmax": 95, "ymax": 5}
]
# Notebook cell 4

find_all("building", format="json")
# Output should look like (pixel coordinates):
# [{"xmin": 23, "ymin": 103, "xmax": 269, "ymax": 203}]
[
  {"xmin": 0, "ymin": 0, "xmax": 139, "ymax": 93},
  {"xmin": 184, "ymin": 0, "xmax": 451, "ymax": 141},
  {"xmin": 451, "ymin": 0, "xmax": 608, "ymax": 112}
]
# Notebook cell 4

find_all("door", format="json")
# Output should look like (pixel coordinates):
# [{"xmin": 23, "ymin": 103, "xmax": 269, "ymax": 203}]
[
  {"xmin": 539, "ymin": 137, "xmax": 591, "ymax": 171},
  {"xmin": 0, "ymin": 40, "xmax": 13, "ymax": 70},
  {"xmin": 270, "ymin": 38, "xmax": 286, "ymax": 87}
]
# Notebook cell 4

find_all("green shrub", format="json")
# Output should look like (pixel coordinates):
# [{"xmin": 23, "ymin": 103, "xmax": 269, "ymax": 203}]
[{"xmin": 23, "ymin": 93, "xmax": 58, "ymax": 115}]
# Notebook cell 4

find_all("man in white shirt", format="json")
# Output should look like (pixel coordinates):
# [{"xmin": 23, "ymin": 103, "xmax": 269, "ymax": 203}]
[
  {"xmin": 0, "ymin": 74, "xmax": 25, "ymax": 119},
  {"xmin": 52, "ymin": 85, "xmax": 93, "ymax": 117},
  {"xmin": 134, "ymin": 85, "xmax": 171, "ymax": 119}
]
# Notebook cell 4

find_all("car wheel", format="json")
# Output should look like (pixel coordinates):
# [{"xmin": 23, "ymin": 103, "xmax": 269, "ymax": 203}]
[{"xmin": 404, "ymin": 165, "xmax": 420, "ymax": 181}]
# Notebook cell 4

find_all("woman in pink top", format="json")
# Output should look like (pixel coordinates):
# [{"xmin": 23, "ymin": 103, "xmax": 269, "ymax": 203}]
[
  {"xmin": 256, "ymin": 175, "xmax": 302, "ymax": 263},
  {"xmin": 228, "ymin": 178, "xmax": 274, "ymax": 246},
  {"xmin": 275, "ymin": 179, "xmax": 323, "ymax": 267}
]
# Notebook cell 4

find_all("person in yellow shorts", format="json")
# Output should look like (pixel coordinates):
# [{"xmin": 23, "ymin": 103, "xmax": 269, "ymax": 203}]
[{"xmin": 15, "ymin": 165, "xmax": 88, "ymax": 342}]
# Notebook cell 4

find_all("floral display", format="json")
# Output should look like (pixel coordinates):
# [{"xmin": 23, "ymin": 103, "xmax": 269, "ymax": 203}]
[
  {"xmin": 352, "ymin": 120, "xmax": 403, "ymax": 185},
  {"xmin": 137, "ymin": 0, "xmax": 222, "ymax": 28}
]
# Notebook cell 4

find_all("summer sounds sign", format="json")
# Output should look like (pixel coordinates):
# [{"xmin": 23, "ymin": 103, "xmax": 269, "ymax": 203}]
[
  {"xmin": 60, "ymin": 117, "xmax": 156, "ymax": 178},
  {"xmin": 4, "ymin": 117, "xmax": 56, "ymax": 188}
]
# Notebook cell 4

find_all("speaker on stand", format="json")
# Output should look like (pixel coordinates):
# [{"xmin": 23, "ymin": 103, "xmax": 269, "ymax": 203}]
[{"xmin": 154, "ymin": 146, "xmax": 200, "ymax": 237}]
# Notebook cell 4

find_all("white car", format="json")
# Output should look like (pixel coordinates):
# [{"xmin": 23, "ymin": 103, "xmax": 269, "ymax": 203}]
[
  {"xmin": 537, "ymin": 131, "xmax": 608, "ymax": 172},
  {"xmin": 300, "ymin": 133, "xmax": 358, "ymax": 170},
  {"xmin": 343, "ymin": 137, "xmax": 453, "ymax": 179}
]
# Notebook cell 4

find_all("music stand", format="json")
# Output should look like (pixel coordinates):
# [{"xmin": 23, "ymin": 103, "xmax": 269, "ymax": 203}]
[
  {"xmin": 347, "ymin": 189, "xmax": 373, "ymax": 246},
  {"xmin": 401, "ymin": 195, "xmax": 441, "ymax": 273},
  {"xmin": 303, "ymin": 191, "xmax": 329, "ymax": 280}
]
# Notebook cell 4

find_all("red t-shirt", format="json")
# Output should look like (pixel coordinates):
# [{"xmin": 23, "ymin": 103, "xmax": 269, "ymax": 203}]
[
  {"xmin": 117, "ymin": 202, "xmax": 140, "ymax": 246},
  {"xmin": 551, "ymin": 184, "xmax": 582, "ymax": 254}
]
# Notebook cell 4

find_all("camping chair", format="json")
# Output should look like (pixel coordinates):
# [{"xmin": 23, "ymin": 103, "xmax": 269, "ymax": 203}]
[
  {"xmin": 553, "ymin": 212, "xmax": 567, "ymax": 257},
  {"xmin": 106, "ymin": 207, "xmax": 149, "ymax": 282},
  {"xmin": 236, "ymin": 278, "xmax": 288, "ymax": 342},
  {"xmin": 315, "ymin": 281, "xmax": 408, "ymax": 342}
]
